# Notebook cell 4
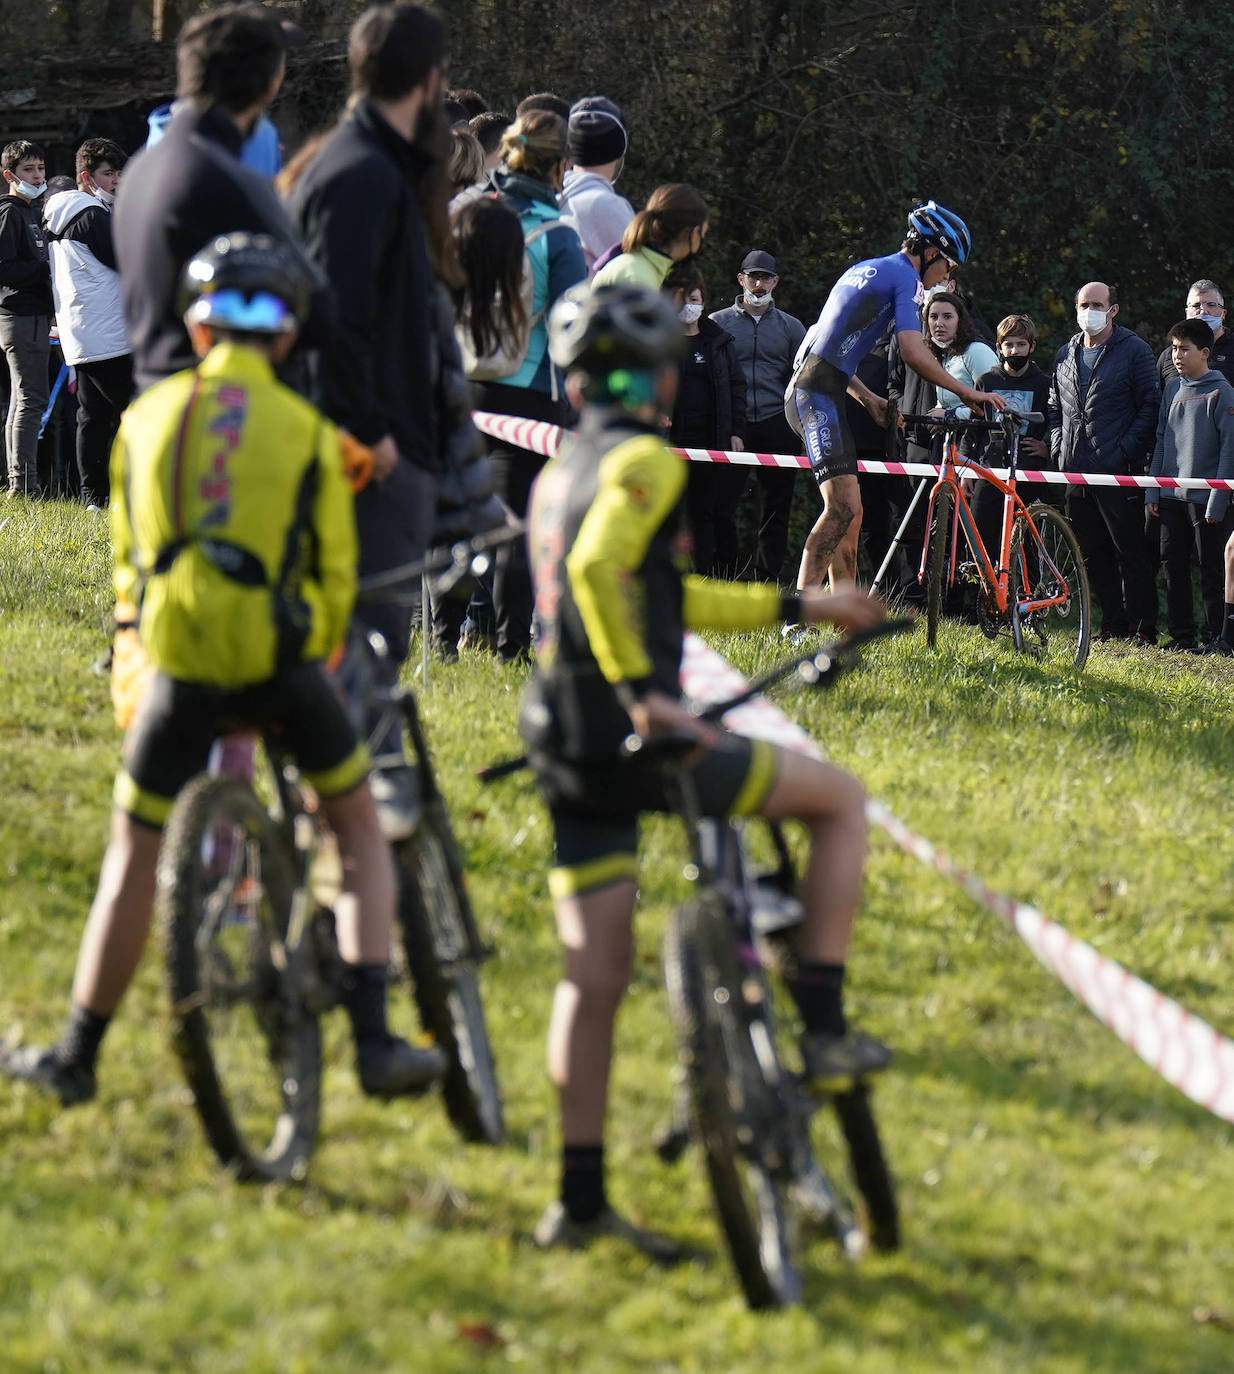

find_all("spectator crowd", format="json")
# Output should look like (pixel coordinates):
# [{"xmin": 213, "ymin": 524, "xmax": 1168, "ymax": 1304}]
[{"xmin": 2, "ymin": 0, "xmax": 1233, "ymax": 659}]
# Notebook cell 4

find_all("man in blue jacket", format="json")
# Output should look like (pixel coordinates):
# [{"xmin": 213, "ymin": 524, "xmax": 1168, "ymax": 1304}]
[{"xmin": 1048, "ymin": 281, "xmax": 1160, "ymax": 643}]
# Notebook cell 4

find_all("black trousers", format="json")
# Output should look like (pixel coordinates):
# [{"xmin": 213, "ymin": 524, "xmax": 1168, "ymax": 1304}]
[
  {"xmin": 1065, "ymin": 486, "xmax": 1158, "ymax": 638},
  {"xmin": 75, "ymin": 353, "xmax": 133, "ymax": 507},
  {"xmin": 743, "ymin": 412, "xmax": 801, "ymax": 584},
  {"xmin": 1157, "ymin": 499, "xmax": 1233, "ymax": 643},
  {"xmin": 685, "ymin": 460, "xmax": 748, "ymax": 578}
]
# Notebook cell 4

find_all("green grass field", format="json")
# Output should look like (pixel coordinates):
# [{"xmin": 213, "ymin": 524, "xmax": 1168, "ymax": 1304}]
[{"xmin": 2, "ymin": 500, "xmax": 1232, "ymax": 1373}]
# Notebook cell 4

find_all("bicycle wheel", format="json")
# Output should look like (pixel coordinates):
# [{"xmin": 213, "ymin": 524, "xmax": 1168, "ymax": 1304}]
[
  {"xmin": 925, "ymin": 486, "xmax": 953, "ymax": 648},
  {"xmin": 664, "ymin": 894, "xmax": 800, "ymax": 1309},
  {"xmin": 159, "ymin": 775, "xmax": 321, "ymax": 1181},
  {"xmin": 394, "ymin": 800, "xmax": 504, "ymax": 1144},
  {"xmin": 831, "ymin": 1085, "xmax": 900, "ymax": 1251},
  {"xmin": 1010, "ymin": 503, "xmax": 1092, "ymax": 670}
]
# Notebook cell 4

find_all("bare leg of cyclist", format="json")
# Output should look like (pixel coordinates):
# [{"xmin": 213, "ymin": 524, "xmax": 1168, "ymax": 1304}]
[
  {"xmin": 761, "ymin": 747, "xmax": 891, "ymax": 1084},
  {"xmin": 323, "ymin": 779, "xmax": 446, "ymax": 1096},
  {"xmin": 797, "ymin": 474, "xmax": 862, "ymax": 590},
  {"xmin": 536, "ymin": 880, "xmax": 682, "ymax": 1260}
]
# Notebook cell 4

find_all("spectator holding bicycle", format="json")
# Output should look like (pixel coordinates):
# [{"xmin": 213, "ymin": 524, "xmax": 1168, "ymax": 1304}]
[
  {"xmin": 1145, "ymin": 318, "xmax": 1234, "ymax": 652},
  {"xmin": 520, "ymin": 281, "xmax": 889, "ymax": 1259},
  {"xmin": 0, "ymin": 235, "xmax": 446, "ymax": 1108},
  {"xmin": 1048, "ymin": 281, "xmax": 1160, "ymax": 645}
]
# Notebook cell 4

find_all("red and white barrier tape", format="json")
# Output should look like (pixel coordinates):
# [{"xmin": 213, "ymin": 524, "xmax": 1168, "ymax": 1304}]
[
  {"xmin": 679, "ymin": 631, "xmax": 1234, "ymax": 1124},
  {"xmin": 473, "ymin": 410, "xmax": 1234, "ymax": 492}
]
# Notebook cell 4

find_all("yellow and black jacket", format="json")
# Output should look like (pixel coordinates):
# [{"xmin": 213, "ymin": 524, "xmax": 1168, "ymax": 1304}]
[
  {"xmin": 112, "ymin": 341, "xmax": 356, "ymax": 689},
  {"xmin": 521, "ymin": 408, "xmax": 785, "ymax": 762}
]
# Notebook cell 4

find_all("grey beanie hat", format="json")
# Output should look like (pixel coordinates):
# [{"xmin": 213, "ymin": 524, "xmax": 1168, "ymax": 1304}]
[{"xmin": 567, "ymin": 95, "xmax": 628, "ymax": 165}]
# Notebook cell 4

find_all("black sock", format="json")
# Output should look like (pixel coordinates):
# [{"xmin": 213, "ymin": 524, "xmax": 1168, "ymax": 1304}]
[
  {"xmin": 561, "ymin": 1143, "xmax": 606, "ymax": 1223},
  {"xmin": 786, "ymin": 960, "xmax": 847, "ymax": 1036},
  {"xmin": 340, "ymin": 962, "xmax": 391, "ymax": 1044},
  {"xmin": 1223, "ymin": 604, "xmax": 1234, "ymax": 648},
  {"xmin": 57, "ymin": 1002, "xmax": 111, "ymax": 1070}
]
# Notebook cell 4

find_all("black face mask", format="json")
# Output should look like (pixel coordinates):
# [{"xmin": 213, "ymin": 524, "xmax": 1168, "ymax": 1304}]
[{"xmin": 1002, "ymin": 354, "xmax": 1031, "ymax": 374}]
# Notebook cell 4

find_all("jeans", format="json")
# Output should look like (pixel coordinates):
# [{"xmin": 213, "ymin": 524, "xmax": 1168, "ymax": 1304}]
[{"xmin": 0, "ymin": 311, "xmax": 50, "ymax": 494}]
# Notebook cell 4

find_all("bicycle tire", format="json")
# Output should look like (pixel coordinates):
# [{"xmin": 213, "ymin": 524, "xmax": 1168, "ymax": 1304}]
[
  {"xmin": 831, "ymin": 1084, "xmax": 900, "ymax": 1251},
  {"xmin": 664, "ymin": 894, "xmax": 800, "ymax": 1309},
  {"xmin": 159, "ymin": 775, "xmax": 321, "ymax": 1182},
  {"xmin": 1010, "ymin": 503, "xmax": 1092, "ymax": 670},
  {"xmin": 394, "ymin": 801, "xmax": 504, "ymax": 1144},
  {"xmin": 925, "ymin": 485, "xmax": 953, "ymax": 648}
]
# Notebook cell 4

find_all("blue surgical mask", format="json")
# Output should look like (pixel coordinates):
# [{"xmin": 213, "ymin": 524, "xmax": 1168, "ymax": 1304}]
[
  {"xmin": 1197, "ymin": 312, "xmax": 1223, "ymax": 332},
  {"xmin": 13, "ymin": 178, "xmax": 44, "ymax": 201}
]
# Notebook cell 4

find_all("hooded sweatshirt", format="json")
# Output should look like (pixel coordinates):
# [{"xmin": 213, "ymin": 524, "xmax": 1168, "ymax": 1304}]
[
  {"xmin": 1147, "ymin": 368, "xmax": 1234, "ymax": 520},
  {"xmin": 43, "ymin": 188, "xmax": 128, "ymax": 365},
  {"xmin": 557, "ymin": 169, "xmax": 633, "ymax": 276}
]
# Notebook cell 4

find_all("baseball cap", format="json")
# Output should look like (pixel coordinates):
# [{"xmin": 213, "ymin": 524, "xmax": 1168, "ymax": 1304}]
[{"xmin": 740, "ymin": 249, "xmax": 777, "ymax": 274}]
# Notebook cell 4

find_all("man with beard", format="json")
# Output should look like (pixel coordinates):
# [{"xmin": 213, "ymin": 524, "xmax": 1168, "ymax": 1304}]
[{"xmin": 288, "ymin": 1, "xmax": 449, "ymax": 837}]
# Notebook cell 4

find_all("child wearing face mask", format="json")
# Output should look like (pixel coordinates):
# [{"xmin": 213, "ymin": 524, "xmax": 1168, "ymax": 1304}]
[
  {"xmin": 665, "ymin": 259, "xmax": 747, "ymax": 576},
  {"xmin": 0, "ymin": 138, "xmax": 53, "ymax": 497},
  {"xmin": 42, "ymin": 138, "xmax": 134, "ymax": 511}
]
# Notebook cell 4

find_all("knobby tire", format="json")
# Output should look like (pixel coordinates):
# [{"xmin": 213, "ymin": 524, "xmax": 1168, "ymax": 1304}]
[
  {"xmin": 159, "ymin": 775, "xmax": 321, "ymax": 1182},
  {"xmin": 1010, "ymin": 503, "xmax": 1092, "ymax": 670},
  {"xmin": 664, "ymin": 895, "xmax": 799, "ymax": 1309},
  {"xmin": 394, "ymin": 801, "xmax": 504, "ymax": 1144}
]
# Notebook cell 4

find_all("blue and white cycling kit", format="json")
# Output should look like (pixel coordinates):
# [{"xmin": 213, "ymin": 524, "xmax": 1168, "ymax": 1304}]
[{"xmin": 786, "ymin": 252, "xmax": 923, "ymax": 482}]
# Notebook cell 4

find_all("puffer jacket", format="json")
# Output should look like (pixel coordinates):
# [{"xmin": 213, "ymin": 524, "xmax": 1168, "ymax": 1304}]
[
  {"xmin": 1048, "ymin": 325, "xmax": 1160, "ymax": 474},
  {"xmin": 43, "ymin": 189, "xmax": 128, "ymax": 365}
]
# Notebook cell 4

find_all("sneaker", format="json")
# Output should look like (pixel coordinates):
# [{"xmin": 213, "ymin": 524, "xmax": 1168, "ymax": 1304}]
[
  {"xmin": 532, "ymin": 1200, "xmax": 684, "ymax": 1265},
  {"xmin": 799, "ymin": 1028, "xmax": 892, "ymax": 1091},
  {"xmin": 1200, "ymin": 638, "xmax": 1234, "ymax": 657},
  {"xmin": 1160, "ymin": 637, "xmax": 1197, "ymax": 653},
  {"xmin": 356, "ymin": 1033, "xmax": 446, "ymax": 1098},
  {"xmin": 0, "ymin": 1044, "xmax": 96, "ymax": 1106},
  {"xmin": 369, "ymin": 765, "xmax": 420, "ymax": 842},
  {"xmin": 85, "ymin": 503, "xmax": 104, "ymax": 515},
  {"xmin": 1128, "ymin": 631, "xmax": 1157, "ymax": 648},
  {"xmin": 781, "ymin": 622, "xmax": 809, "ymax": 643}
]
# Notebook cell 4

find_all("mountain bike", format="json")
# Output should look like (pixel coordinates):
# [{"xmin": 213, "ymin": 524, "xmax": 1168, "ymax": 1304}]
[
  {"xmin": 157, "ymin": 538, "xmax": 510, "ymax": 1181},
  {"xmin": 906, "ymin": 409, "xmax": 1092, "ymax": 670},
  {"xmin": 648, "ymin": 621, "xmax": 910, "ymax": 1308}
]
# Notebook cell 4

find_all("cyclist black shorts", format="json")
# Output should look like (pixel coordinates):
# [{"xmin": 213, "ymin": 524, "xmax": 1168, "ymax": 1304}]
[
  {"xmin": 534, "ymin": 732, "xmax": 778, "ymax": 900},
  {"xmin": 786, "ymin": 354, "xmax": 859, "ymax": 484},
  {"xmin": 115, "ymin": 661, "xmax": 370, "ymax": 829}
]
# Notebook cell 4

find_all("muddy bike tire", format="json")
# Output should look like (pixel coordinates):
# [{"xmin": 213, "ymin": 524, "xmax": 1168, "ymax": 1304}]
[
  {"xmin": 159, "ymin": 775, "xmax": 321, "ymax": 1182},
  {"xmin": 925, "ymin": 485, "xmax": 954, "ymax": 648},
  {"xmin": 394, "ymin": 801, "xmax": 504, "ymax": 1144},
  {"xmin": 664, "ymin": 895, "xmax": 800, "ymax": 1309}
]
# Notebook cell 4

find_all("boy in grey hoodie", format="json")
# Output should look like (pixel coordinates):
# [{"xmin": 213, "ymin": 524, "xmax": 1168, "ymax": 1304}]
[
  {"xmin": 557, "ymin": 97, "xmax": 633, "ymax": 276},
  {"xmin": 1146, "ymin": 317, "xmax": 1234, "ymax": 649}
]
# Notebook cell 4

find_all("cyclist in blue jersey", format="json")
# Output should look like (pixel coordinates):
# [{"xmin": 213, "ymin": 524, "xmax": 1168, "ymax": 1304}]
[{"xmin": 785, "ymin": 202, "xmax": 1007, "ymax": 595}]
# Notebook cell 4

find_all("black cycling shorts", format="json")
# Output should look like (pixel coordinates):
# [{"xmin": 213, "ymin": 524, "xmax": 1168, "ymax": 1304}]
[
  {"xmin": 537, "ymin": 733, "xmax": 778, "ymax": 900},
  {"xmin": 115, "ymin": 662, "xmax": 369, "ymax": 829},
  {"xmin": 786, "ymin": 354, "xmax": 859, "ymax": 483}
]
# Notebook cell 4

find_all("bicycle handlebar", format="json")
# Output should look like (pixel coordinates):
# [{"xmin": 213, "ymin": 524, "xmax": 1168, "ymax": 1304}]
[
  {"xmin": 356, "ymin": 522, "xmax": 525, "ymax": 604},
  {"xmin": 899, "ymin": 409, "xmax": 1043, "ymax": 432}
]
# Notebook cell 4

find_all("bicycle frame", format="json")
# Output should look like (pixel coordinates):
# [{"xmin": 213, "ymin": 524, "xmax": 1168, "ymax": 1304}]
[{"xmin": 915, "ymin": 418, "xmax": 1073, "ymax": 621}]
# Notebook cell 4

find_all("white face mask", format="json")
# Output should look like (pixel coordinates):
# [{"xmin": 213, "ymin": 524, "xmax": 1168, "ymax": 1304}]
[
  {"xmin": 1077, "ymin": 307, "xmax": 1108, "ymax": 334},
  {"xmin": 93, "ymin": 186, "xmax": 116, "ymax": 208},
  {"xmin": 678, "ymin": 302, "xmax": 703, "ymax": 324},
  {"xmin": 743, "ymin": 289, "xmax": 772, "ymax": 309},
  {"xmin": 12, "ymin": 178, "xmax": 44, "ymax": 201}
]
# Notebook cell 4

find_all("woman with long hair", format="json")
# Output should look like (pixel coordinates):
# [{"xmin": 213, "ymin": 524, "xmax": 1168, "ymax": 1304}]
[
  {"xmin": 591, "ymin": 183, "xmax": 709, "ymax": 290},
  {"xmin": 454, "ymin": 108, "xmax": 587, "ymax": 662}
]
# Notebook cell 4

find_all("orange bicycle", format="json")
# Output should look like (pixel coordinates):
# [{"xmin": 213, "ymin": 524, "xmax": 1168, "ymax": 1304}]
[{"xmin": 904, "ymin": 408, "xmax": 1092, "ymax": 670}]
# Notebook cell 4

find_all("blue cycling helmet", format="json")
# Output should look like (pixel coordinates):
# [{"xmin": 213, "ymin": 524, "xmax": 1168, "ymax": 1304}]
[
  {"xmin": 179, "ymin": 232, "xmax": 311, "ymax": 335},
  {"xmin": 906, "ymin": 200, "xmax": 972, "ymax": 265}
]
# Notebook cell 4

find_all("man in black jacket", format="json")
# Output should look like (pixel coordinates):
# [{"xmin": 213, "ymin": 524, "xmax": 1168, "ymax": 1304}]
[
  {"xmin": 1049, "ymin": 281, "xmax": 1160, "ymax": 642},
  {"xmin": 0, "ymin": 139, "xmax": 52, "ymax": 495},
  {"xmin": 115, "ymin": 3, "xmax": 322, "ymax": 394},
  {"xmin": 288, "ymin": 1, "xmax": 448, "ymax": 837},
  {"xmin": 1156, "ymin": 279, "xmax": 1234, "ymax": 388}
]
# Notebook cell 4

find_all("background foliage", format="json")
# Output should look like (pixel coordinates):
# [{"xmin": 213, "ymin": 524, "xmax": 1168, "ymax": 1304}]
[{"xmin": 3, "ymin": 0, "xmax": 1230, "ymax": 350}]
